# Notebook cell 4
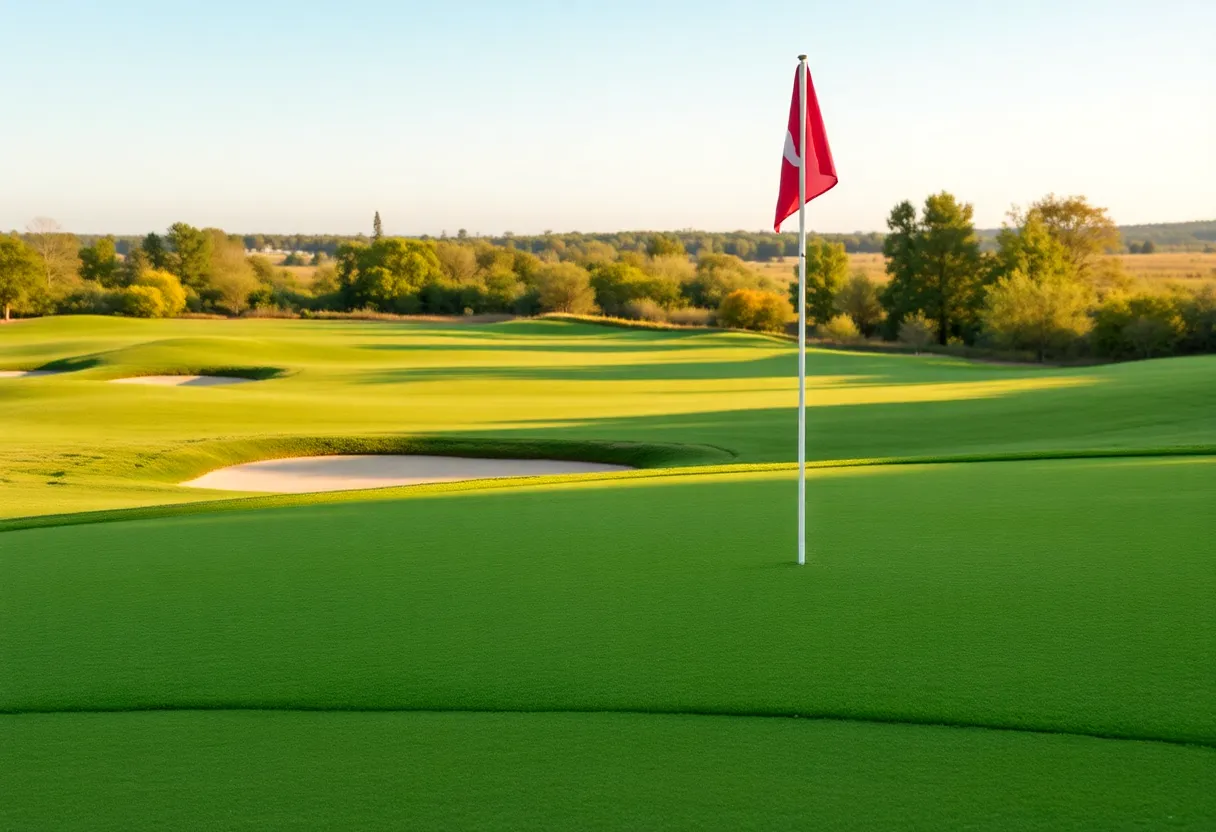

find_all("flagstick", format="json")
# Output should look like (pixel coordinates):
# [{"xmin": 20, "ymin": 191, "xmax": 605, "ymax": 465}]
[{"xmin": 797, "ymin": 54, "xmax": 808, "ymax": 566}]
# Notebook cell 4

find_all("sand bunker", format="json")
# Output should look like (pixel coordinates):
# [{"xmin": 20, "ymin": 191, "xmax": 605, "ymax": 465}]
[
  {"xmin": 0, "ymin": 370, "xmax": 64, "ymax": 379},
  {"xmin": 182, "ymin": 455, "xmax": 633, "ymax": 493},
  {"xmin": 110, "ymin": 375, "xmax": 254, "ymax": 387}
]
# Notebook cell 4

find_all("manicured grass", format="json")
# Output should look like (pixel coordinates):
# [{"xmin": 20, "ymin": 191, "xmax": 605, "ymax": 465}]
[
  {"xmin": 4, "ymin": 711, "xmax": 1214, "ymax": 831},
  {"xmin": 3, "ymin": 316, "xmax": 1214, "ymax": 828},
  {"xmin": 5, "ymin": 458, "xmax": 1214, "ymax": 746},
  {"xmin": 2, "ymin": 315, "xmax": 1215, "ymax": 518}
]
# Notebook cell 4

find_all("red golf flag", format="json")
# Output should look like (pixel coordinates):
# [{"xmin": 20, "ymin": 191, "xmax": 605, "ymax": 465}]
[{"xmin": 774, "ymin": 64, "xmax": 837, "ymax": 232}]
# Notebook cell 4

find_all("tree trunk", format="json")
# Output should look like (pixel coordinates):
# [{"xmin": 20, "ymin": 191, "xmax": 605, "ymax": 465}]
[{"xmin": 3, "ymin": 303, "xmax": 10, "ymax": 321}]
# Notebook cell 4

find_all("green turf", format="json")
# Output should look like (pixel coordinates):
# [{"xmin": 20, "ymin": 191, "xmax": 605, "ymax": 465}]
[
  {"xmin": 5, "ymin": 458, "xmax": 1214, "ymax": 746},
  {"xmin": 4, "ymin": 711, "xmax": 1213, "ymax": 831},
  {"xmin": 3, "ymin": 315, "xmax": 1215, "ymax": 518},
  {"xmin": 3, "ymin": 316, "xmax": 1214, "ymax": 828}
]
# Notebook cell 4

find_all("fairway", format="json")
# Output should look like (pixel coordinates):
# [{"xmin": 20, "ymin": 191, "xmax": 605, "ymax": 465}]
[{"xmin": 2, "ymin": 317, "xmax": 1214, "ymax": 829}]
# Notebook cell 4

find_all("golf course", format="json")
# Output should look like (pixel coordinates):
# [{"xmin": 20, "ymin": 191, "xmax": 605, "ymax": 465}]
[{"xmin": 2, "ymin": 315, "xmax": 1215, "ymax": 829}]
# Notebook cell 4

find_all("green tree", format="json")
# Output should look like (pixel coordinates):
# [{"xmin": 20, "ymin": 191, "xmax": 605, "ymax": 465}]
[
  {"xmin": 880, "ymin": 192, "xmax": 984, "ymax": 344},
  {"xmin": 685, "ymin": 254, "xmax": 767, "ymax": 308},
  {"xmin": 120, "ymin": 245, "xmax": 150, "ymax": 285},
  {"xmin": 166, "ymin": 223, "xmax": 213, "ymax": 290},
  {"xmin": 373, "ymin": 211, "xmax": 384, "ymax": 241},
  {"xmin": 789, "ymin": 238, "xmax": 849, "ymax": 326},
  {"xmin": 535, "ymin": 262, "xmax": 596, "ymax": 314},
  {"xmin": 0, "ymin": 234, "xmax": 42, "ymax": 320},
  {"xmin": 833, "ymin": 273, "xmax": 884, "ymax": 336},
  {"xmin": 336, "ymin": 238, "xmax": 444, "ymax": 313},
  {"xmin": 1092, "ymin": 292, "xmax": 1184, "ymax": 359},
  {"xmin": 983, "ymin": 211, "xmax": 1094, "ymax": 359},
  {"xmin": 79, "ymin": 237, "xmax": 120, "ymax": 286},
  {"xmin": 1020, "ymin": 195, "xmax": 1120, "ymax": 279},
  {"xmin": 204, "ymin": 230, "xmax": 258, "ymax": 314},
  {"xmin": 982, "ymin": 272, "xmax": 1093, "ymax": 360},
  {"xmin": 142, "ymin": 232, "xmax": 168, "ymax": 270},
  {"xmin": 646, "ymin": 234, "xmax": 685, "ymax": 258},
  {"xmin": 590, "ymin": 262, "xmax": 682, "ymax": 316},
  {"xmin": 434, "ymin": 241, "xmax": 478, "ymax": 283},
  {"xmin": 1141, "ymin": 240, "xmax": 1156, "ymax": 255}
]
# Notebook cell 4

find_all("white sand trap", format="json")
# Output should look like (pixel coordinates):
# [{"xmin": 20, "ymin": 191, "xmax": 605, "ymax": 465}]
[
  {"xmin": 110, "ymin": 375, "xmax": 254, "ymax": 387},
  {"xmin": 0, "ymin": 370, "xmax": 64, "ymax": 379},
  {"xmin": 182, "ymin": 455, "xmax": 633, "ymax": 493}
]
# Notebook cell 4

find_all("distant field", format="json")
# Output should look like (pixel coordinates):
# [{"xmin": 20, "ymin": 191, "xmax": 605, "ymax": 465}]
[
  {"xmin": 754, "ymin": 254, "xmax": 886, "ymax": 284},
  {"xmin": 756, "ymin": 252, "xmax": 1216, "ymax": 290},
  {"xmin": 1114, "ymin": 252, "xmax": 1216, "ymax": 288},
  {"xmin": 260, "ymin": 252, "xmax": 321, "ymax": 283}
]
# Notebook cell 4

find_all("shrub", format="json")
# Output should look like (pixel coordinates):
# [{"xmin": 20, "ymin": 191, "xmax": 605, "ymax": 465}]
[
  {"xmin": 56, "ymin": 284, "xmax": 122, "ymax": 315},
  {"xmin": 1092, "ymin": 292, "xmax": 1185, "ymax": 359},
  {"xmin": 1175, "ymin": 285, "xmax": 1216, "ymax": 353},
  {"xmin": 818, "ymin": 314, "xmax": 861, "ymax": 342},
  {"xmin": 621, "ymin": 298, "xmax": 667, "ymax": 322},
  {"xmin": 666, "ymin": 307, "xmax": 713, "ymax": 327},
  {"xmin": 981, "ymin": 271, "xmax": 1093, "ymax": 360},
  {"xmin": 120, "ymin": 284, "xmax": 166, "ymax": 318},
  {"xmin": 833, "ymin": 273, "xmax": 885, "ymax": 336},
  {"xmin": 134, "ymin": 269, "xmax": 187, "ymax": 317},
  {"xmin": 898, "ymin": 313, "xmax": 937, "ymax": 352},
  {"xmin": 717, "ymin": 289, "xmax": 793, "ymax": 333},
  {"xmin": 685, "ymin": 253, "xmax": 769, "ymax": 308}
]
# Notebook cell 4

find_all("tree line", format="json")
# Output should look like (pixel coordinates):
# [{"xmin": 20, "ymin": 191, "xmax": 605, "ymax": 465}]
[
  {"xmin": 1, "ymin": 200, "xmax": 1212, "ymax": 362},
  {"xmin": 796, "ymin": 194, "xmax": 1215, "ymax": 361}
]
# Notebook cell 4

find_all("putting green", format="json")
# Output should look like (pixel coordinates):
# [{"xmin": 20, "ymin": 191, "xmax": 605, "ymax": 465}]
[
  {"xmin": 5, "ymin": 712, "xmax": 1214, "ymax": 831},
  {"xmin": 2, "ymin": 317, "xmax": 1213, "ymax": 828}
]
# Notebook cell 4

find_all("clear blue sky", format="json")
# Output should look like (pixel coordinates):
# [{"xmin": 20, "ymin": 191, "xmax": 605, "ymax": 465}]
[{"xmin": 2, "ymin": 0, "xmax": 1212, "ymax": 236}]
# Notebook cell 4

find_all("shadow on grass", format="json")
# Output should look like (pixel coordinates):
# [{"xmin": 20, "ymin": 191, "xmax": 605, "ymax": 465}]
[{"xmin": 348, "ymin": 351, "xmax": 1045, "ymax": 385}]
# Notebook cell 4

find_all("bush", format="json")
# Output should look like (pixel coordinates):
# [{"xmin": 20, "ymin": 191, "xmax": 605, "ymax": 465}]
[
  {"xmin": 666, "ymin": 307, "xmax": 713, "ymax": 327},
  {"xmin": 818, "ymin": 314, "xmax": 861, "ymax": 342},
  {"xmin": 1092, "ymin": 292, "xmax": 1185, "ymax": 360},
  {"xmin": 120, "ymin": 284, "xmax": 166, "ymax": 318},
  {"xmin": 133, "ymin": 269, "xmax": 187, "ymax": 317},
  {"xmin": 56, "ymin": 284, "xmax": 122, "ymax": 315},
  {"xmin": 898, "ymin": 313, "xmax": 937, "ymax": 352},
  {"xmin": 717, "ymin": 289, "xmax": 793, "ymax": 333},
  {"xmin": 833, "ymin": 273, "xmax": 885, "ymax": 336},
  {"xmin": 981, "ymin": 271, "xmax": 1093, "ymax": 361},
  {"xmin": 1174, "ymin": 285, "xmax": 1216, "ymax": 354},
  {"xmin": 618, "ymin": 298, "xmax": 666, "ymax": 322},
  {"xmin": 685, "ymin": 254, "xmax": 769, "ymax": 308}
]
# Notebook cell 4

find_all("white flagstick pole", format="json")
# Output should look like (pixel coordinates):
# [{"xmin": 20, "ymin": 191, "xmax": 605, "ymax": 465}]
[{"xmin": 797, "ymin": 54, "xmax": 808, "ymax": 566}]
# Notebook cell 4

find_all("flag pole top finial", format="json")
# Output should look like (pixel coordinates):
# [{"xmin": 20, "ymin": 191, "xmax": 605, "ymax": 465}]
[{"xmin": 798, "ymin": 54, "xmax": 807, "ymax": 61}]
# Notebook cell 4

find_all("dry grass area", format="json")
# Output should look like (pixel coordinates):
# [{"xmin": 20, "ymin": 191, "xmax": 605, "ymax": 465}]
[
  {"xmin": 754, "ymin": 254, "xmax": 887, "ymax": 284},
  {"xmin": 1116, "ymin": 252, "xmax": 1216, "ymax": 289},
  {"xmin": 752, "ymin": 252, "xmax": 1216, "ymax": 290}
]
